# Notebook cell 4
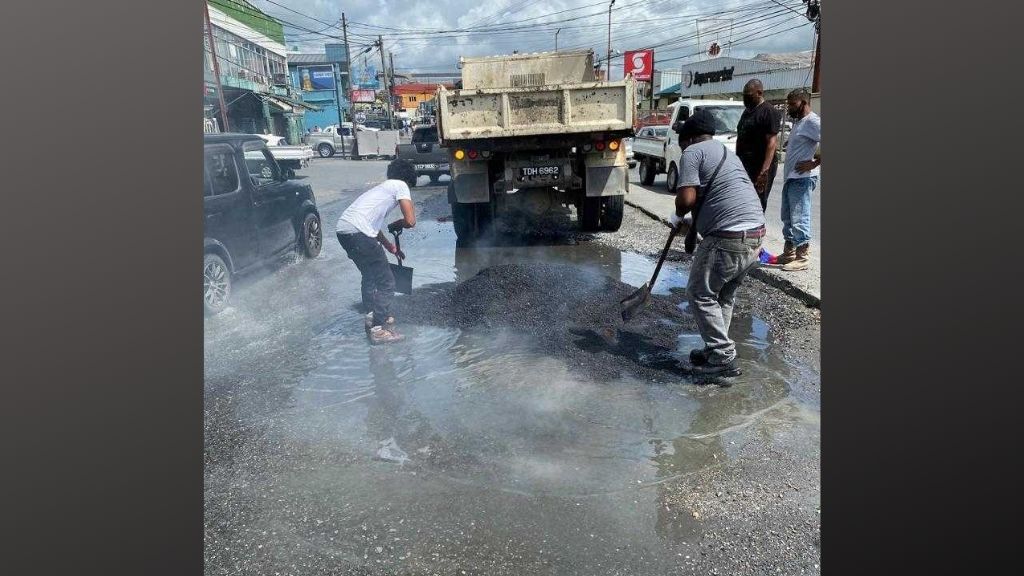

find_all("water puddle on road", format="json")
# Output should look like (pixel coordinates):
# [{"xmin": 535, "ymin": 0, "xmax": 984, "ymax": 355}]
[{"xmin": 204, "ymin": 213, "xmax": 819, "ymax": 573}]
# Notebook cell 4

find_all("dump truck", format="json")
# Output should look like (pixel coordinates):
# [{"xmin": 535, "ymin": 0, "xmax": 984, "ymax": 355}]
[{"xmin": 436, "ymin": 49, "xmax": 636, "ymax": 241}]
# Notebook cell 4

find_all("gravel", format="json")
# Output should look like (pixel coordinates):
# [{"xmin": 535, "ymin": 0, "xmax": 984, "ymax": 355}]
[{"xmin": 393, "ymin": 261, "xmax": 698, "ymax": 384}]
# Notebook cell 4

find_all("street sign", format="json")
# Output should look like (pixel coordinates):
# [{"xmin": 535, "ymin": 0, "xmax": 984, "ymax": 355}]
[
  {"xmin": 624, "ymin": 50, "xmax": 654, "ymax": 81},
  {"xmin": 708, "ymin": 42, "xmax": 721, "ymax": 57}
]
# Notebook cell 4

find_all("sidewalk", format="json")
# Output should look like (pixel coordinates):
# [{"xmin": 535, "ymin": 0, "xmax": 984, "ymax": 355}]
[{"xmin": 625, "ymin": 167, "xmax": 821, "ymax": 306}]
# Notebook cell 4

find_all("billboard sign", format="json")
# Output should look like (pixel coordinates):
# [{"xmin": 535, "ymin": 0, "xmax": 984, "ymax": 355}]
[
  {"xmin": 298, "ymin": 65, "xmax": 335, "ymax": 91},
  {"xmin": 624, "ymin": 49, "xmax": 654, "ymax": 81},
  {"xmin": 354, "ymin": 64, "xmax": 380, "ymax": 89},
  {"xmin": 351, "ymin": 89, "xmax": 377, "ymax": 103}
]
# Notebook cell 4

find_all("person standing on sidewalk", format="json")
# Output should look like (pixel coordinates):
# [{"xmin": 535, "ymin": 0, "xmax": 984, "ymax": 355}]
[
  {"xmin": 669, "ymin": 109, "xmax": 766, "ymax": 380},
  {"xmin": 336, "ymin": 160, "xmax": 418, "ymax": 344},
  {"xmin": 736, "ymin": 79, "xmax": 782, "ymax": 212},
  {"xmin": 776, "ymin": 89, "xmax": 821, "ymax": 271}
]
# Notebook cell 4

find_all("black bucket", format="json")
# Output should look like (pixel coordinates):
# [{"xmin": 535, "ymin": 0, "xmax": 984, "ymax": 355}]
[{"xmin": 390, "ymin": 263, "xmax": 413, "ymax": 294}]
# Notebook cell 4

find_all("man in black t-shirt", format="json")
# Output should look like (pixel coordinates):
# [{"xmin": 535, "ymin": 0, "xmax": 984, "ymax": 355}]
[{"xmin": 735, "ymin": 79, "xmax": 782, "ymax": 212}]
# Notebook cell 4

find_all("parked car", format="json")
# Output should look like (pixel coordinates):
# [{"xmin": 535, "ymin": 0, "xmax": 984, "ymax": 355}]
[
  {"xmin": 204, "ymin": 134, "xmax": 323, "ymax": 315},
  {"xmin": 395, "ymin": 125, "xmax": 449, "ymax": 185},
  {"xmin": 255, "ymin": 134, "xmax": 314, "ymax": 179}
]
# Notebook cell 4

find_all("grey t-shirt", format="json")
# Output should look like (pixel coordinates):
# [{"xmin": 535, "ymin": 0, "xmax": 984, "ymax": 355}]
[
  {"xmin": 678, "ymin": 140, "xmax": 765, "ymax": 234},
  {"xmin": 783, "ymin": 112, "xmax": 821, "ymax": 180}
]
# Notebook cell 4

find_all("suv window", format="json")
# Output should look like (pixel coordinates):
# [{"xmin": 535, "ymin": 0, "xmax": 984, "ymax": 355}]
[
  {"xmin": 242, "ymin": 142, "xmax": 279, "ymax": 186},
  {"xmin": 205, "ymin": 145, "xmax": 240, "ymax": 197},
  {"xmin": 412, "ymin": 126, "xmax": 438, "ymax": 143}
]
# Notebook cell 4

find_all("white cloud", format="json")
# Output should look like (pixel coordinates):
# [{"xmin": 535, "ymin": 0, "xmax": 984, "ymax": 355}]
[{"xmin": 249, "ymin": 0, "xmax": 815, "ymax": 74}]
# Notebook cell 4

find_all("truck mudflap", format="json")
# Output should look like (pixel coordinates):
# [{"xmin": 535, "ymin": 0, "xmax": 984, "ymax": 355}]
[
  {"xmin": 585, "ymin": 165, "xmax": 628, "ymax": 197},
  {"xmin": 584, "ymin": 146, "xmax": 629, "ymax": 197},
  {"xmin": 450, "ymin": 161, "xmax": 490, "ymax": 203}
]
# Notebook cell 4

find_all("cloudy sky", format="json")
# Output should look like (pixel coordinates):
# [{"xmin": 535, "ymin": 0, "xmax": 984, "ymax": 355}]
[{"xmin": 248, "ymin": 0, "xmax": 816, "ymax": 75}]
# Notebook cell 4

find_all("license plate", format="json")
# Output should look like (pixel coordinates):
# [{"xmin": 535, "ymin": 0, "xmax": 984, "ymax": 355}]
[
  {"xmin": 520, "ymin": 166, "xmax": 560, "ymax": 177},
  {"xmin": 415, "ymin": 163, "xmax": 437, "ymax": 170}
]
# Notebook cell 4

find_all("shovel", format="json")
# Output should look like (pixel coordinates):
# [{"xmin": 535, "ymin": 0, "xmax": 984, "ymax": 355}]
[
  {"xmin": 389, "ymin": 230, "xmax": 413, "ymax": 294},
  {"xmin": 620, "ymin": 222, "xmax": 681, "ymax": 322}
]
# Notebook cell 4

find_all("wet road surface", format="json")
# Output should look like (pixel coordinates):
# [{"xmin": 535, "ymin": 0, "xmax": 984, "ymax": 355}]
[{"xmin": 205, "ymin": 158, "xmax": 821, "ymax": 575}]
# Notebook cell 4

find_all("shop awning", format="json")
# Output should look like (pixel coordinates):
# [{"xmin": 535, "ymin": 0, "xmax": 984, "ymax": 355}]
[{"xmin": 264, "ymin": 95, "xmax": 321, "ymax": 112}]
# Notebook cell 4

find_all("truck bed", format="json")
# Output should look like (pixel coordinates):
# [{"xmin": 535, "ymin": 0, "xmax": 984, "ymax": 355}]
[{"xmin": 437, "ymin": 78, "xmax": 636, "ymax": 142}]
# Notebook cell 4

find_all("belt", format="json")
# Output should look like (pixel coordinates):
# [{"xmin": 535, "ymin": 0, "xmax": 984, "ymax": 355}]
[{"xmin": 709, "ymin": 226, "xmax": 766, "ymax": 239}]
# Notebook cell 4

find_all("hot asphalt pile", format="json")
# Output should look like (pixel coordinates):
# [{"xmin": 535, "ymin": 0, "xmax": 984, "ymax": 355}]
[{"xmin": 393, "ymin": 262, "xmax": 698, "ymax": 383}]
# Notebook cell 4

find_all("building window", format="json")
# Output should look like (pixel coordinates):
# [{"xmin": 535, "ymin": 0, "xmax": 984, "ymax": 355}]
[{"xmin": 408, "ymin": 96, "xmax": 417, "ymax": 102}]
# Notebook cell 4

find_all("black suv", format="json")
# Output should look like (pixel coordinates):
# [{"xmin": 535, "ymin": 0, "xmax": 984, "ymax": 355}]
[{"xmin": 204, "ymin": 134, "xmax": 323, "ymax": 315}]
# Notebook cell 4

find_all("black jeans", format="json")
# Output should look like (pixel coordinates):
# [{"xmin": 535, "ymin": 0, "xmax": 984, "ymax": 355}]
[
  {"xmin": 743, "ymin": 155, "xmax": 779, "ymax": 212},
  {"xmin": 337, "ymin": 232, "xmax": 395, "ymax": 326}
]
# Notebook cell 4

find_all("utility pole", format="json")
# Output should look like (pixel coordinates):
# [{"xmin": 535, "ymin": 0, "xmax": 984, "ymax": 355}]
[
  {"xmin": 377, "ymin": 35, "xmax": 394, "ymax": 129},
  {"xmin": 801, "ymin": 1, "xmax": 821, "ymax": 92},
  {"xmin": 389, "ymin": 51, "xmax": 397, "ymax": 125},
  {"xmin": 204, "ymin": 2, "xmax": 230, "ymax": 132},
  {"xmin": 607, "ymin": 0, "xmax": 616, "ymax": 79},
  {"xmin": 555, "ymin": 28, "xmax": 561, "ymax": 51},
  {"xmin": 811, "ymin": 7, "xmax": 821, "ymax": 92},
  {"xmin": 342, "ymin": 12, "xmax": 354, "ymax": 155},
  {"xmin": 333, "ymin": 60, "xmax": 346, "ymax": 156}
]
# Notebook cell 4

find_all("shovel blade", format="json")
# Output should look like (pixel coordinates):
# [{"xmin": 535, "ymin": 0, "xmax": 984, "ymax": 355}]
[
  {"xmin": 390, "ymin": 263, "xmax": 413, "ymax": 294},
  {"xmin": 619, "ymin": 283, "xmax": 651, "ymax": 322}
]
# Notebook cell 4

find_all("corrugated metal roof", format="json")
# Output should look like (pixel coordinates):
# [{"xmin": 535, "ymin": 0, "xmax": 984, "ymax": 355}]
[{"xmin": 287, "ymin": 53, "xmax": 328, "ymax": 65}]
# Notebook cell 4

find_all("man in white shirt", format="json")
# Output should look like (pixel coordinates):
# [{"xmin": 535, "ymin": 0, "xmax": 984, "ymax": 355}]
[
  {"xmin": 776, "ymin": 89, "xmax": 821, "ymax": 271},
  {"xmin": 336, "ymin": 161, "xmax": 417, "ymax": 344}
]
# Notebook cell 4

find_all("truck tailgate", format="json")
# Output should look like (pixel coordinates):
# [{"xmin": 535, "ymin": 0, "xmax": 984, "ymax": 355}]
[{"xmin": 438, "ymin": 78, "xmax": 635, "ymax": 141}]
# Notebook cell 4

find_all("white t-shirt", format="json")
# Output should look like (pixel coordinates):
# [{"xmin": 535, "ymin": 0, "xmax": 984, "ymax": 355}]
[{"xmin": 336, "ymin": 180, "xmax": 412, "ymax": 238}]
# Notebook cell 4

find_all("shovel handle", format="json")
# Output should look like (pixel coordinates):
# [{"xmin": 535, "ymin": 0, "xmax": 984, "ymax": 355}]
[
  {"xmin": 649, "ymin": 224, "xmax": 680, "ymax": 289},
  {"xmin": 391, "ymin": 231, "xmax": 403, "ymax": 266}
]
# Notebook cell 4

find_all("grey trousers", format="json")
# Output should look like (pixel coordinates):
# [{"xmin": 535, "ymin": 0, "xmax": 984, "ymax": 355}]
[{"xmin": 686, "ymin": 234, "xmax": 763, "ymax": 365}]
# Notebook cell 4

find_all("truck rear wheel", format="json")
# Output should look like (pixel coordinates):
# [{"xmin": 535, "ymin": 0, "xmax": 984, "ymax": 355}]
[
  {"xmin": 452, "ymin": 202, "xmax": 476, "ymax": 241},
  {"xmin": 601, "ymin": 195, "xmax": 624, "ymax": 231},
  {"xmin": 580, "ymin": 197, "xmax": 602, "ymax": 231},
  {"xmin": 639, "ymin": 158, "xmax": 656, "ymax": 185}
]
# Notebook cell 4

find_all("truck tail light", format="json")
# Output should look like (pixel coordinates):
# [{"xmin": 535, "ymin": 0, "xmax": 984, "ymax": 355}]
[
  {"xmin": 481, "ymin": 150, "xmax": 491, "ymax": 158},
  {"xmin": 608, "ymin": 139, "xmax": 620, "ymax": 151},
  {"xmin": 595, "ymin": 141, "xmax": 606, "ymax": 151},
  {"xmin": 582, "ymin": 143, "xmax": 593, "ymax": 152},
  {"xmin": 468, "ymin": 150, "xmax": 479, "ymax": 159},
  {"xmin": 454, "ymin": 149, "xmax": 466, "ymax": 160}
]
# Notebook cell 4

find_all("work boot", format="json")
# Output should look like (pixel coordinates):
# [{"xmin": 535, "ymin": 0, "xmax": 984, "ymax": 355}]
[
  {"xmin": 775, "ymin": 241, "xmax": 796, "ymax": 265},
  {"xmin": 782, "ymin": 243, "xmax": 810, "ymax": 271},
  {"xmin": 368, "ymin": 325, "xmax": 404, "ymax": 345},
  {"xmin": 689, "ymin": 359, "xmax": 742, "ymax": 385},
  {"xmin": 689, "ymin": 348, "xmax": 710, "ymax": 366}
]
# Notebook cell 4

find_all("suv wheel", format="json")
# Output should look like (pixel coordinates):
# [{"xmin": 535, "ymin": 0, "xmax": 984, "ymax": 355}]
[
  {"xmin": 317, "ymin": 143, "xmax": 335, "ymax": 158},
  {"xmin": 300, "ymin": 212, "xmax": 322, "ymax": 258},
  {"xmin": 204, "ymin": 253, "xmax": 231, "ymax": 315}
]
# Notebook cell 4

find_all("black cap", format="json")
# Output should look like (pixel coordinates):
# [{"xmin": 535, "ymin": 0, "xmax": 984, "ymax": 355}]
[{"xmin": 678, "ymin": 108, "xmax": 717, "ymax": 138}]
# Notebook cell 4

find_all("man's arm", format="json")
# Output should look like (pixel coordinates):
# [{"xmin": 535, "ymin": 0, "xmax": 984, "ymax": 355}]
[
  {"xmin": 675, "ymin": 186, "xmax": 698, "ymax": 216},
  {"xmin": 387, "ymin": 198, "xmax": 416, "ymax": 233}
]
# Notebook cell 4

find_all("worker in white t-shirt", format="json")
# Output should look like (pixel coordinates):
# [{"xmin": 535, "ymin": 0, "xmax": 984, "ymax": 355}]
[{"xmin": 336, "ymin": 160, "xmax": 418, "ymax": 344}]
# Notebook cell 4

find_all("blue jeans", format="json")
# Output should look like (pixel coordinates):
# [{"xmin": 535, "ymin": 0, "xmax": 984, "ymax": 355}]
[{"xmin": 781, "ymin": 176, "xmax": 817, "ymax": 247}]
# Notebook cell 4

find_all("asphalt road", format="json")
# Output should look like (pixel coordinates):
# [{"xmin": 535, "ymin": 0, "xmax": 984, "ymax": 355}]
[{"xmin": 204, "ymin": 157, "xmax": 821, "ymax": 575}]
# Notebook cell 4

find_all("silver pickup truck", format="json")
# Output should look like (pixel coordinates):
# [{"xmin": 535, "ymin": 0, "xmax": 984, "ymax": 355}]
[
  {"xmin": 395, "ymin": 125, "xmax": 450, "ymax": 185},
  {"xmin": 303, "ymin": 124, "xmax": 356, "ymax": 158}
]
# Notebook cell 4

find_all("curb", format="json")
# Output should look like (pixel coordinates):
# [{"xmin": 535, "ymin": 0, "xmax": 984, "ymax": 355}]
[{"xmin": 624, "ymin": 199, "xmax": 821, "ymax": 308}]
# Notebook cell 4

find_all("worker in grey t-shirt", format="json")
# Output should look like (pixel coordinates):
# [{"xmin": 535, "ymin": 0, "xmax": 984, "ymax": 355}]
[{"xmin": 668, "ymin": 108, "xmax": 766, "ymax": 381}]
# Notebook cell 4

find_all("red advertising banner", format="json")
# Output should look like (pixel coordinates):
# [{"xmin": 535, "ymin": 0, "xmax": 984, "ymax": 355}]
[
  {"xmin": 624, "ymin": 50, "xmax": 654, "ymax": 81},
  {"xmin": 351, "ymin": 89, "xmax": 377, "ymax": 103}
]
